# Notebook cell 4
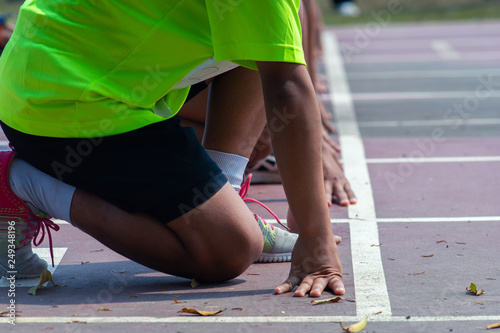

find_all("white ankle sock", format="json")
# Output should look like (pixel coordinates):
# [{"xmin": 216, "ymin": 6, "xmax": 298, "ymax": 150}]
[
  {"xmin": 205, "ymin": 149, "xmax": 248, "ymax": 192},
  {"xmin": 8, "ymin": 158, "xmax": 75, "ymax": 224}
]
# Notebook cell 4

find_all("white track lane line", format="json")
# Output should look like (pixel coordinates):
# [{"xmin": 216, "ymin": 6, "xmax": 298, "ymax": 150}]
[
  {"xmin": 351, "ymin": 37, "xmax": 500, "ymax": 50},
  {"xmin": 266, "ymin": 216, "xmax": 500, "ymax": 226},
  {"xmin": 344, "ymin": 51, "xmax": 500, "ymax": 63},
  {"xmin": 2, "ymin": 315, "xmax": 499, "ymax": 324},
  {"xmin": 430, "ymin": 40, "xmax": 461, "ymax": 60},
  {"xmin": 357, "ymin": 118, "xmax": 500, "ymax": 128},
  {"xmin": 322, "ymin": 31, "xmax": 392, "ymax": 317},
  {"xmin": 0, "ymin": 248, "xmax": 67, "ymax": 287},
  {"xmin": 351, "ymin": 91, "xmax": 500, "ymax": 101},
  {"xmin": 56, "ymin": 215, "xmax": 500, "ymax": 227},
  {"xmin": 376, "ymin": 216, "xmax": 500, "ymax": 223},
  {"xmin": 366, "ymin": 156, "xmax": 500, "ymax": 164},
  {"xmin": 347, "ymin": 69, "xmax": 500, "ymax": 80}
]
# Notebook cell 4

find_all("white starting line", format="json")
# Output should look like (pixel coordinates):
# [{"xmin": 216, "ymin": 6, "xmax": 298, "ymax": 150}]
[{"xmin": 1, "ymin": 315, "xmax": 500, "ymax": 324}]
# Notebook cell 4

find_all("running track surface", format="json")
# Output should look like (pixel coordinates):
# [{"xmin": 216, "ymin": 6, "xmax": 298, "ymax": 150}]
[{"xmin": 1, "ymin": 20, "xmax": 500, "ymax": 332}]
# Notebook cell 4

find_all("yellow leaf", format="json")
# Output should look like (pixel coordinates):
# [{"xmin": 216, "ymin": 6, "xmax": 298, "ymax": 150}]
[
  {"xmin": 97, "ymin": 308, "xmax": 112, "ymax": 311},
  {"xmin": 467, "ymin": 282, "xmax": 477, "ymax": 293},
  {"xmin": 191, "ymin": 278, "xmax": 199, "ymax": 288},
  {"xmin": 487, "ymin": 323, "xmax": 500, "ymax": 330},
  {"xmin": 311, "ymin": 296, "xmax": 342, "ymax": 305},
  {"xmin": 180, "ymin": 308, "xmax": 224, "ymax": 316},
  {"xmin": 28, "ymin": 270, "xmax": 57, "ymax": 296},
  {"xmin": 340, "ymin": 317, "xmax": 368, "ymax": 332},
  {"xmin": 466, "ymin": 283, "xmax": 484, "ymax": 296}
]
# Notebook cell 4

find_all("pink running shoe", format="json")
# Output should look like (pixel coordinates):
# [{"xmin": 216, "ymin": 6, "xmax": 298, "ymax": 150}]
[
  {"xmin": 0, "ymin": 150, "xmax": 60, "ymax": 278},
  {"xmin": 239, "ymin": 174, "xmax": 297, "ymax": 263}
]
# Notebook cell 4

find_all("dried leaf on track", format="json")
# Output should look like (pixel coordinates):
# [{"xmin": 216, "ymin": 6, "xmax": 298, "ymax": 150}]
[
  {"xmin": 408, "ymin": 271, "xmax": 426, "ymax": 275},
  {"xmin": 0, "ymin": 311, "xmax": 20, "ymax": 317},
  {"xmin": 311, "ymin": 296, "xmax": 342, "ymax": 305},
  {"xmin": 97, "ymin": 308, "xmax": 111, "ymax": 311},
  {"xmin": 173, "ymin": 298, "xmax": 186, "ymax": 304},
  {"xmin": 421, "ymin": 254, "xmax": 434, "ymax": 258},
  {"xmin": 466, "ymin": 282, "xmax": 484, "ymax": 296},
  {"xmin": 340, "ymin": 316, "xmax": 368, "ymax": 332},
  {"xmin": 28, "ymin": 270, "xmax": 57, "ymax": 296},
  {"xmin": 180, "ymin": 308, "xmax": 224, "ymax": 316},
  {"xmin": 487, "ymin": 323, "xmax": 500, "ymax": 330}
]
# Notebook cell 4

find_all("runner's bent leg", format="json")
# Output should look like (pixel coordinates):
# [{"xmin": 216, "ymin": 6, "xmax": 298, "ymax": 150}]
[{"xmin": 70, "ymin": 183, "xmax": 263, "ymax": 282}]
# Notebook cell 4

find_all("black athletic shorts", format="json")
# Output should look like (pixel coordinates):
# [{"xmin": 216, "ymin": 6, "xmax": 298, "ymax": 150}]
[{"xmin": 1, "ymin": 117, "xmax": 227, "ymax": 223}]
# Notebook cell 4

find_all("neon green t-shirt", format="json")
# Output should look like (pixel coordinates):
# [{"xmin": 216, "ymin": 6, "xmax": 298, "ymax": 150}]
[{"xmin": 0, "ymin": 0, "xmax": 305, "ymax": 138}]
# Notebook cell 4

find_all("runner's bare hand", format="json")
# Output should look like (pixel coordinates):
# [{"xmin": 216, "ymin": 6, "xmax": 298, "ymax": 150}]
[
  {"xmin": 274, "ymin": 235, "xmax": 344, "ymax": 297},
  {"xmin": 322, "ymin": 138, "xmax": 357, "ymax": 206}
]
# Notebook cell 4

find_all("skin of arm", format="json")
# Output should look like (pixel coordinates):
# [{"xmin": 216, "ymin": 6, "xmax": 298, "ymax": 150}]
[{"xmin": 256, "ymin": 61, "xmax": 344, "ymax": 297}]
